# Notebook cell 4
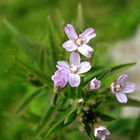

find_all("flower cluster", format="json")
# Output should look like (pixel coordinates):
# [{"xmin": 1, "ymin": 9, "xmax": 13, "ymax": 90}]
[
  {"xmin": 51, "ymin": 24, "xmax": 136, "ymax": 140},
  {"xmin": 52, "ymin": 24, "xmax": 96, "ymax": 88}
]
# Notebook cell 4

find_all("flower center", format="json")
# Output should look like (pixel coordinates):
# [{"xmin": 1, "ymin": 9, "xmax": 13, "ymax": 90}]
[
  {"xmin": 75, "ymin": 38, "xmax": 82, "ymax": 46},
  {"xmin": 114, "ymin": 84, "xmax": 121, "ymax": 92},
  {"xmin": 70, "ymin": 64, "xmax": 78, "ymax": 73}
]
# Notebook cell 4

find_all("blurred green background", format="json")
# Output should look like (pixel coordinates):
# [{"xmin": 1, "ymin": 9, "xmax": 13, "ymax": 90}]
[{"xmin": 0, "ymin": 0, "xmax": 140, "ymax": 140}]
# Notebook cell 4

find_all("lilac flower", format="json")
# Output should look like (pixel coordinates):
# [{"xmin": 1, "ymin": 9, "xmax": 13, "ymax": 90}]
[
  {"xmin": 56, "ymin": 52, "xmax": 91, "ymax": 87},
  {"xmin": 90, "ymin": 78, "xmax": 101, "ymax": 90},
  {"xmin": 94, "ymin": 126, "xmax": 110, "ymax": 140},
  {"xmin": 51, "ymin": 69, "xmax": 69, "ymax": 89},
  {"xmin": 111, "ymin": 74, "xmax": 136, "ymax": 103},
  {"xmin": 63, "ymin": 24, "xmax": 96, "ymax": 58}
]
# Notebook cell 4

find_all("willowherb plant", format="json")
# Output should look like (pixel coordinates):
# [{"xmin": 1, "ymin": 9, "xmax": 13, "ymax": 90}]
[
  {"xmin": 4, "ymin": 4, "xmax": 139, "ymax": 140},
  {"xmin": 51, "ymin": 24, "xmax": 136, "ymax": 140}
]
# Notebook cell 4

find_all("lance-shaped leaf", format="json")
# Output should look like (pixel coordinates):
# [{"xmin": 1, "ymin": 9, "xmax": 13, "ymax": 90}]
[
  {"xmin": 45, "ymin": 16, "xmax": 62, "ymax": 68},
  {"xmin": 64, "ymin": 109, "xmax": 77, "ymax": 125},
  {"xmin": 15, "ymin": 88, "xmax": 44, "ymax": 117},
  {"xmin": 45, "ymin": 115, "xmax": 66, "ymax": 137},
  {"xmin": 83, "ymin": 62, "xmax": 135, "ymax": 87},
  {"xmin": 3, "ymin": 19, "xmax": 41, "ymax": 63},
  {"xmin": 82, "ymin": 67, "xmax": 110, "ymax": 86},
  {"xmin": 16, "ymin": 58, "xmax": 51, "ymax": 85},
  {"xmin": 34, "ymin": 105, "xmax": 56, "ymax": 138},
  {"xmin": 109, "ymin": 97, "xmax": 140, "ymax": 108},
  {"xmin": 76, "ymin": 3, "xmax": 84, "ymax": 31},
  {"xmin": 101, "ymin": 62, "xmax": 136, "ymax": 87},
  {"xmin": 130, "ymin": 113, "xmax": 140, "ymax": 140},
  {"xmin": 96, "ymin": 111, "xmax": 116, "ymax": 122},
  {"xmin": 84, "ymin": 121, "xmax": 94, "ymax": 140}
]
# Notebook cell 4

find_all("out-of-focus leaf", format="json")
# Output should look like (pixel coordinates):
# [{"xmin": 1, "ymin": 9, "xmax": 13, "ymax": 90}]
[
  {"xmin": 96, "ymin": 111, "xmax": 116, "ymax": 122},
  {"xmin": 130, "ymin": 113, "xmax": 140, "ymax": 140},
  {"xmin": 45, "ymin": 16, "xmax": 62, "ymax": 69},
  {"xmin": 38, "ymin": 46, "xmax": 47, "ymax": 72},
  {"xmin": 15, "ymin": 88, "xmax": 44, "ymax": 116},
  {"xmin": 84, "ymin": 122, "xmax": 94, "ymax": 140},
  {"xmin": 16, "ymin": 58, "xmax": 51, "ymax": 85},
  {"xmin": 34, "ymin": 105, "xmax": 55, "ymax": 138},
  {"xmin": 76, "ymin": 3, "xmax": 84, "ymax": 31},
  {"xmin": 127, "ymin": 98, "xmax": 140, "ymax": 108},
  {"xmin": 109, "ymin": 97, "xmax": 140, "ymax": 108},
  {"xmin": 64, "ymin": 109, "xmax": 77, "ymax": 125},
  {"xmin": 45, "ymin": 115, "xmax": 66, "ymax": 137},
  {"xmin": 3, "ymin": 19, "xmax": 41, "ymax": 63}
]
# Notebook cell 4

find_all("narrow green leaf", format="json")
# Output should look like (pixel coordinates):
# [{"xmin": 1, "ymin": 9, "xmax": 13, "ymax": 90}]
[
  {"xmin": 15, "ymin": 88, "xmax": 44, "ymax": 116},
  {"xmin": 46, "ymin": 16, "xmax": 61, "ymax": 67},
  {"xmin": 96, "ymin": 111, "xmax": 116, "ymax": 122},
  {"xmin": 127, "ymin": 98, "xmax": 140, "ymax": 108},
  {"xmin": 130, "ymin": 113, "xmax": 140, "ymax": 140},
  {"xmin": 64, "ymin": 109, "xmax": 77, "ymax": 125},
  {"xmin": 101, "ymin": 62, "xmax": 136, "ymax": 86},
  {"xmin": 45, "ymin": 115, "xmax": 66, "ymax": 137},
  {"xmin": 76, "ymin": 3, "xmax": 84, "ymax": 31},
  {"xmin": 84, "ymin": 122, "xmax": 94, "ymax": 140},
  {"xmin": 16, "ymin": 58, "xmax": 51, "ymax": 85},
  {"xmin": 109, "ymin": 97, "xmax": 140, "ymax": 108},
  {"xmin": 35, "ymin": 105, "xmax": 55, "ymax": 136},
  {"xmin": 3, "ymin": 19, "xmax": 41, "ymax": 63},
  {"xmin": 38, "ymin": 47, "xmax": 47, "ymax": 72},
  {"xmin": 83, "ymin": 62, "xmax": 135, "ymax": 87},
  {"xmin": 82, "ymin": 67, "xmax": 110, "ymax": 86}
]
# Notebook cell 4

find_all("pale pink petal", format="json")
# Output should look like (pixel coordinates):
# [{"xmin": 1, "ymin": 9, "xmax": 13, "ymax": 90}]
[
  {"xmin": 56, "ymin": 61, "xmax": 69, "ymax": 70},
  {"xmin": 111, "ymin": 82, "xmax": 115, "ymax": 93},
  {"xmin": 79, "ymin": 28, "xmax": 96, "ymax": 43},
  {"xmin": 63, "ymin": 40, "xmax": 77, "ymax": 51},
  {"xmin": 70, "ymin": 52, "xmax": 80, "ymax": 66},
  {"xmin": 78, "ymin": 46, "xmax": 92, "ymax": 58},
  {"xmin": 115, "ymin": 93, "xmax": 128, "ymax": 103},
  {"xmin": 123, "ymin": 82, "xmax": 136, "ymax": 93},
  {"xmin": 64, "ymin": 24, "xmax": 78, "ymax": 40},
  {"xmin": 77, "ymin": 62, "xmax": 91, "ymax": 74},
  {"xmin": 116, "ymin": 74, "xmax": 128, "ymax": 84},
  {"xmin": 101, "ymin": 136, "xmax": 106, "ymax": 140},
  {"xmin": 69, "ymin": 73, "xmax": 80, "ymax": 87},
  {"xmin": 81, "ymin": 44, "xmax": 93, "ymax": 52}
]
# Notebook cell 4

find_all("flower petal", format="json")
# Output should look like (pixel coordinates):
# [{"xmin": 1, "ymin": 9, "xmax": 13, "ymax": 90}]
[
  {"xmin": 111, "ymin": 82, "xmax": 115, "ymax": 93},
  {"xmin": 64, "ymin": 24, "xmax": 78, "ymax": 40},
  {"xmin": 81, "ymin": 44, "xmax": 93, "ymax": 52},
  {"xmin": 78, "ymin": 46, "xmax": 92, "ymax": 58},
  {"xmin": 123, "ymin": 82, "xmax": 136, "ymax": 93},
  {"xmin": 115, "ymin": 93, "xmax": 128, "ymax": 103},
  {"xmin": 63, "ymin": 40, "xmax": 77, "ymax": 51},
  {"xmin": 116, "ymin": 74, "xmax": 128, "ymax": 84},
  {"xmin": 101, "ymin": 136, "xmax": 106, "ymax": 140},
  {"xmin": 51, "ymin": 69, "xmax": 69, "ymax": 88},
  {"xmin": 56, "ymin": 61, "xmax": 69, "ymax": 70},
  {"xmin": 77, "ymin": 61, "xmax": 91, "ymax": 74},
  {"xmin": 69, "ymin": 73, "xmax": 80, "ymax": 87},
  {"xmin": 79, "ymin": 28, "xmax": 96, "ymax": 43},
  {"xmin": 70, "ymin": 52, "xmax": 80, "ymax": 66}
]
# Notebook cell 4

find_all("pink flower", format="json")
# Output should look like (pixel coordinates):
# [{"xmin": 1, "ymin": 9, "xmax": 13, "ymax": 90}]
[
  {"xmin": 90, "ymin": 78, "xmax": 101, "ymax": 90},
  {"xmin": 51, "ymin": 69, "xmax": 69, "ymax": 89},
  {"xmin": 94, "ymin": 126, "xmax": 110, "ymax": 140},
  {"xmin": 63, "ymin": 24, "xmax": 96, "ymax": 58},
  {"xmin": 111, "ymin": 74, "xmax": 136, "ymax": 103},
  {"xmin": 56, "ymin": 52, "xmax": 91, "ymax": 87}
]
